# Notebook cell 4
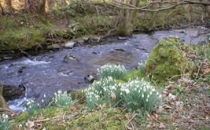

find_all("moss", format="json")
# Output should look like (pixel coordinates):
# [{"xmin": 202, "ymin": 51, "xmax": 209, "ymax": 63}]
[
  {"xmin": 0, "ymin": 84, "xmax": 9, "ymax": 108},
  {"xmin": 145, "ymin": 37, "xmax": 196, "ymax": 85},
  {"xmin": 68, "ymin": 108, "xmax": 126, "ymax": 130},
  {"xmin": 123, "ymin": 69, "xmax": 146, "ymax": 81},
  {"xmin": 0, "ymin": 13, "xmax": 55, "ymax": 51},
  {"xmin": 68, "ymin": 89, "xmax": 85, "ymax": 103},
  {"xmin": 0, "ymin": 27, "xmax": 44, "ymax": 51},
  {"xmin": 14, "ymin": 112, "xmax": 30, "ymax": 123}
]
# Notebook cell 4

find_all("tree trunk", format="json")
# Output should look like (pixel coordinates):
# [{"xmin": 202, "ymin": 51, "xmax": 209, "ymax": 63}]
[
  {"xmin": 116, "ymin": 0, "xmax": 141, "ymax": 36},
  {"xmin": 25, "ymin": 0, "xmax": 46, "ymax": 15},
  {"xmin": 0, "ymin": 0, "xmax": 14, "ymax": 13}
]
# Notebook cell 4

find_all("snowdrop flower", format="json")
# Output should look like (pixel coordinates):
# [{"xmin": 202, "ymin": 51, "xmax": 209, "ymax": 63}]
[
  {"xmin": 150, "ymin": 91, "xmax": 152, "ymax": 95},
  {"xmin": 159, "ymin": 95, "xmax": 162, "ymax": 98}
]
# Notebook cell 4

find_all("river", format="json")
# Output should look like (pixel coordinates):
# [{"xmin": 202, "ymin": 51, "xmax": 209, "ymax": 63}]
[{"xmin": 0, "ymin": 27, "xmax": 209, "ymax": 112}]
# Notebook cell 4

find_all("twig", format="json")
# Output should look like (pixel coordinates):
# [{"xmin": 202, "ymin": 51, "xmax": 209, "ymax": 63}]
[
  {"xmin": 0, "ymin": 108, "xmax": 14, "ymax": 114},
  {"xmin": 196, "ymin": 62, "xmax": 202, "ymax": 78},
  {"xmin": 126, "ymin": 113, "xmax": 137, "ymax": 130},
  {"xmin": 34, "ymin": 113, "xmax": 78, "ymax": 123}
]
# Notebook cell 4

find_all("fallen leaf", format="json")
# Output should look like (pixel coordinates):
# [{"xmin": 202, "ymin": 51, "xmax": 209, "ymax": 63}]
[
  {"xmin": 168, "ymin": 93, "xmax": 176, "ymax": 100},
  {"xmin": 159, "ymin": 123, "xmax": 166, "ymax": 129},
  {"xmin": 110, "ymin": 91, "xmax": 116, "ymax": 100},
  {"xmin": 66, "ymin": 113, "xmax": 77, "ymax": 120},
  {"xmin": 156, "ymin": 106, "xmax": 165, "ymax": 114},
  {"xmin": 71, "ymin": 106, "xmax": 77, "ymax": 112},
  {"xmin": 25, "ymin": 120, "xmax": 35, "ymax": 130},
  {"xmin": 164, "ymin": 105, "xmax": 172, "ymax": 109}
]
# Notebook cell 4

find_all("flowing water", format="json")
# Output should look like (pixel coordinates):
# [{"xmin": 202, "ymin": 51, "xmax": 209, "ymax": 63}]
[{"xmin": 0, "ymin": 27, "xmax": 209, "ymax": 112}]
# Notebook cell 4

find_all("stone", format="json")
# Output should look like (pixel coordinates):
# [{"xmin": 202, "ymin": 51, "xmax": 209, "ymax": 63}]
[
  {"xmin": 47, "ymin": 44, "xmax": 61, "ymax": 50},
  {"xmin": 84, "ymin": 74, "xmax": 95, "ymax": 83},
  {"xmin": 64, "ymin": 41, "xmax": 76, "ymax": 49},
  {"xmin": 83, "ymin": 37, "xmax": 89, "ymax": 42},
  {"xmin": 145, "ymin": 37, "xmax": 196, "ymax": 85},
  {"xmin": 3, "ymin": 84, "xmax": 26, "ymax": 101},
  {"xmin": 63, "ymin": 54, "xmax": 78, "ymax": 63},
  {"xmin": 118, "ymin": 37, "xmax": 128, "ymax": 40}
]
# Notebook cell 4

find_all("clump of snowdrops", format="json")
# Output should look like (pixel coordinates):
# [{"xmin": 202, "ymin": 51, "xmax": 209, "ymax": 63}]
[{"xmin": 84, "ymin": 64, "xmax": 162, "ymax": 112}]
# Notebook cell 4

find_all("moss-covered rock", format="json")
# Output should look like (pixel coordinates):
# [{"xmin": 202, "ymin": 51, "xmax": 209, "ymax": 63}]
[
  {"xmin": 0, "ymin": 83, "xmax": 9, "ymax": 108},
  {"xmin": 145, "ymin": 37, "xmax": 196, "ymax": 85}
]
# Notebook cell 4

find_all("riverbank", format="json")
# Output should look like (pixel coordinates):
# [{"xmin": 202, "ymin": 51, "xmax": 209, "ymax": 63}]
[
  {"xmin": 0, "ymin": 30, "xmax": 209, "ymax": 130},
  {"xmin": 1, "ymin": 1, "xmax": 210, "ymax": 129},
  {"xmin": 0, "ymin": 1, "xmax": 208, "ymax": 55}
]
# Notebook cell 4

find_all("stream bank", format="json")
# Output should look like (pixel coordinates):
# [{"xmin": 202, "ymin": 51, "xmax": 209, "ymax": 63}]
[{"xmin": 0, "ymin": 27, "xmax": 209, "ymax": 112}]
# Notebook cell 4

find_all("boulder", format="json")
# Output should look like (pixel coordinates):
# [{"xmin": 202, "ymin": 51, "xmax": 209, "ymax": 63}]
[
  {"xmin": 145, "ymin": 37, "xmax": 196, "ymax": 85},
  {"xmin": 0, "ymin": 83, "xmax": 9, "ymax": 109},
  {"xmin": 3, "ymin": 84, "xmax": 25, "ymax": 101}
]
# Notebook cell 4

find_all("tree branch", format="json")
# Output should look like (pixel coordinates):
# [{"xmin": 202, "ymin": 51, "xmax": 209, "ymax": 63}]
[{"xmin": 108, "ymin": 0, "xmax": 210, "ymax": 12}]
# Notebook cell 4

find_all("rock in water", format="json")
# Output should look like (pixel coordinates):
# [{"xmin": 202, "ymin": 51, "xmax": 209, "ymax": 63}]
[
  {"xmin": 64, "ymin": 41, "xmax": 76, "ymax": 49},
  {"xmin": 47, "ymin": 44, "xmax": 61, "ymax": 50},
  {"xmin": 84, "ymin": 74, "xmax": 95, "ymax": 83}
]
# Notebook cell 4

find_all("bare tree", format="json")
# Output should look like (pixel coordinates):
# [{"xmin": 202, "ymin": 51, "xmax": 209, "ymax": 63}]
[
  {"xmin": 109, "ymin": 0, "xmax": 210, "ymax": 36},
  {"xmin": 116, "ymin": 0, "xmax": 141, "ymax": 36}
]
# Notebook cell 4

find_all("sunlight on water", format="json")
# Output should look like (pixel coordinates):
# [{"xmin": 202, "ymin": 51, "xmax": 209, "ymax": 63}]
[
  {"xmin": 20, "ymin": 58, "xmax": 50, "ymax": 65},
  {"xmin": 7, "ymin": 97, "xmax": 27, "ymax": 112}
]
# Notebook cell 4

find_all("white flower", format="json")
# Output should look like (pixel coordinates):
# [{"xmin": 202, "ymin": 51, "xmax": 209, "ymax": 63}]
[
  {"xmin": 19, "ymin": 124, "xmax": 23, "ymax": 128},
  {"xmin": 159, "ymin": 95, "xmax": 162, "ymax": 98},
  {"xmin": 2, "ymin": 114, "xmax": 8, "ymax": 119},
  {"xmin": 142, "ymin": 94, "xmax": 144, "ymax": 98},
  {"xmin": 150, "ymin": 91, "xmax": 152, "ymax": 95},
  {"xmin": 125, "ymin": 89, "xmax": 130, "ymax": 94},
  {"xmin": 58, "ymin": 90, "xmax": 62, "ymax": 94}
]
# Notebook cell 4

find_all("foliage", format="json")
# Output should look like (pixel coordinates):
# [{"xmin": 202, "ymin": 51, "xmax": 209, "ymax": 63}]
[
  {"xmin": 84, "ymin": 77, "xmax": 116, "ymax": 109},
  {"xmin": 123, "ymin": 62, "xmax": 147, "ymax": 82},
  {"xmin": 97, "ymin": 64, "xmax": 127, "ymax": 79},
  {"xmin": 138, "ymin": 62, "xmax": 146, "ymax": 75},
  {"xmin": 24, "ymin": 99, "xmax": 41, "ymax": 116},
  {"xmin": 119, "ymin": 79, "xmax": 161, "ymax": 112},
  {"xmin": 0, "ymin": 114, "xmax": 11, "ymax": 130},
  {"xmin": 50, "ymin": 90, "xmax": 76, "ymax": 107},
  {"xmin": 193, "ymin": 41, "xmax": 210, "ymax": 60},
  {"xmin": 85, "ymin": 64, "xmax": 161, "ymax": 112}
]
